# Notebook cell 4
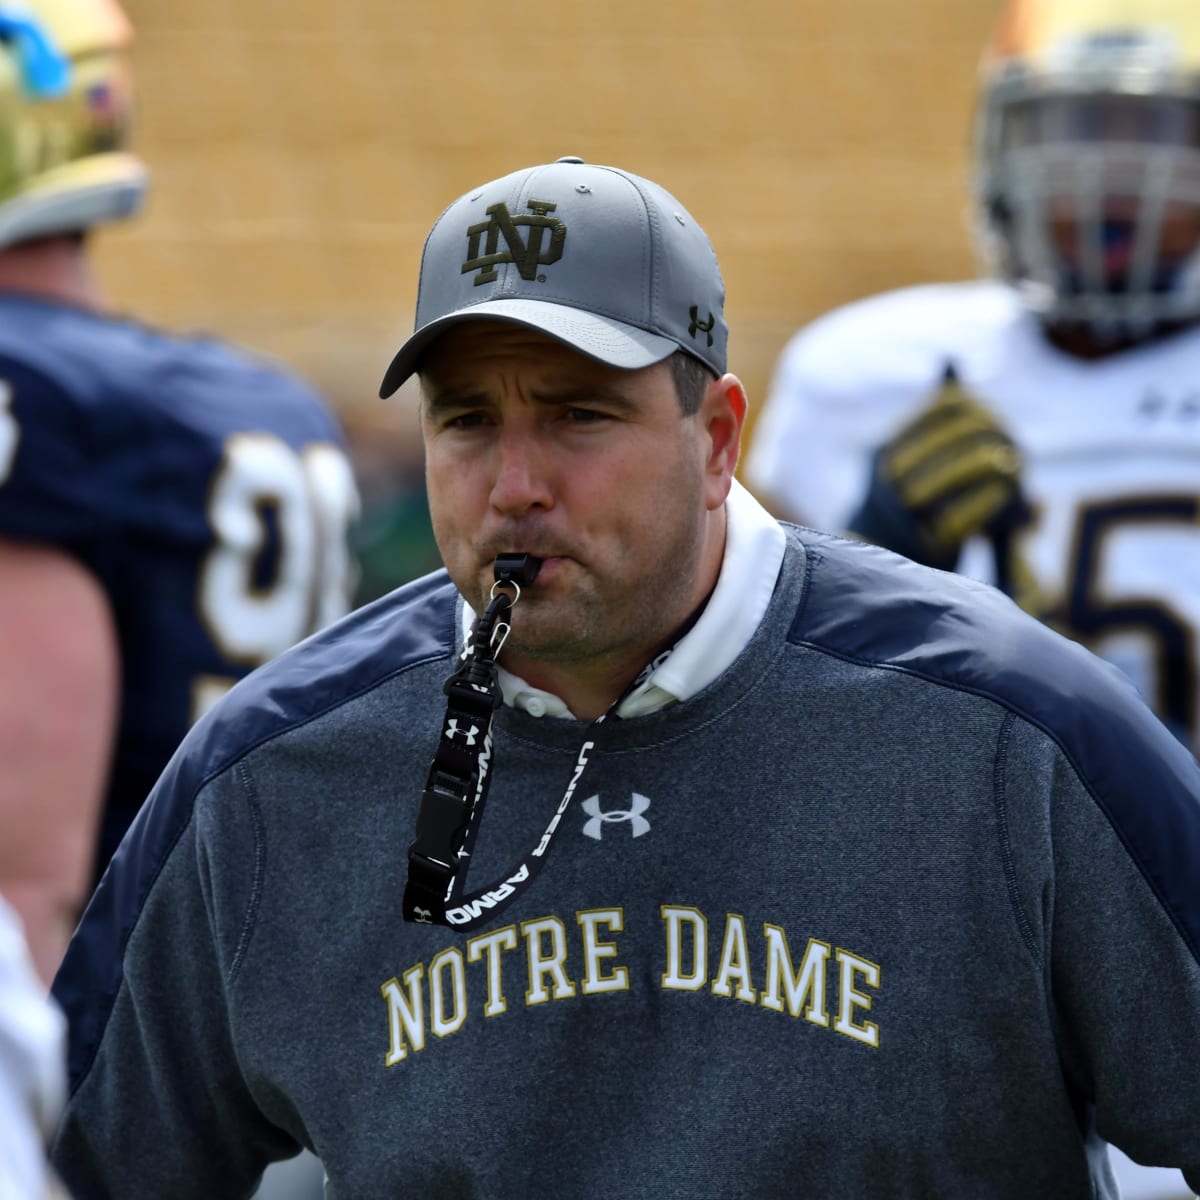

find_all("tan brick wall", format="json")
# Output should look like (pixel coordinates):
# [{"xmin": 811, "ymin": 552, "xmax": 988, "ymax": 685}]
[{"xmin": 94, "ymin": 0, "xmax": 1005, "ymax": 436}]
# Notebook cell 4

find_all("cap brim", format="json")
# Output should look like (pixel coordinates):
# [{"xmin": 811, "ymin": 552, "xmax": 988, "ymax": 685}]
[{"xmin": 378, "ymin": 298, "xmax": 680, "ymax": 397}]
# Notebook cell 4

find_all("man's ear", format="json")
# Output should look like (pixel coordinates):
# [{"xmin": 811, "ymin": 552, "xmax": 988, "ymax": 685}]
[{"xmin": 701, "ymin": 373, "xmax": 748, "ymax": 509}]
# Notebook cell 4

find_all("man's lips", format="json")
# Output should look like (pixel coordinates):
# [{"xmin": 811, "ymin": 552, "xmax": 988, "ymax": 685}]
[
  {"xmin": 484, "ymin": 546, "xmax": 573, "ymax": 568},
  {"xmin": 510, "ymin": 554, "xmax": 566, "ymax": 581}
]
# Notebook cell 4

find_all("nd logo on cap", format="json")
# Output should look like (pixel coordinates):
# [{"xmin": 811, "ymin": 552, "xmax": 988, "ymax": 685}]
[{"xmin": 462, "ymin": 200, "xmax": 566, "ymax": 286}]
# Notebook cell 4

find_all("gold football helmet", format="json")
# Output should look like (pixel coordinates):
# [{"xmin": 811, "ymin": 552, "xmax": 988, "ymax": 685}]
[
  {"xmin": 0, "ymin": 0, "xmax": 147, "ymax": 249},
  {"xmin": 973, "ymin": 0, "xmax": 1200, "ymax": 338}
]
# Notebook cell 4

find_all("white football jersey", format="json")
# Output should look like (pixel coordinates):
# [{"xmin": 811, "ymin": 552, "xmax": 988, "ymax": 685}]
[{"xmin": 747, "ymin": 279, "xmax": 1200, "ymax": 754}]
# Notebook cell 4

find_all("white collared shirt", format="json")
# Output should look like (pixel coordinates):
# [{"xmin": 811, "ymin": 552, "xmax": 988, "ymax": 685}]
[
  {"xmin": 460, "ymin": 479, "xmax": 787, "ymax": 720},
  {"xmin": 0, "ymin": 895, "xmax": 65, "ymax": 1199}
]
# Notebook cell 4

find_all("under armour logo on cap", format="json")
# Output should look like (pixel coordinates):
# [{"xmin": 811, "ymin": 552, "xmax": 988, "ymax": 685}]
[{"xmin": 688, "ymin": 306, "xmax": 715, "ymax": 347}]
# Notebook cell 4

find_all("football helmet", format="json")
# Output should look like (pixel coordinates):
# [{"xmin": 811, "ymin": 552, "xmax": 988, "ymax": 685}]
[
  {"xmin": 973, "ymin": 0, "xmax": 1200, "ymax": 338},
  {"xmin": 0, "ymin": 0, "xmax": 147, "ymax": 249}
]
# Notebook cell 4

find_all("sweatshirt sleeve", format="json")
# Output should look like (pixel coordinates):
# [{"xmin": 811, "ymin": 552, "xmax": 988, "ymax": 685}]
[
  {"xmin": 50, "ymin": 757, "xmax": 298, "ymax": 1198},
  {"xmin": 999, "ymin": 709, "xmax": 1200, "ymax": 1189}
]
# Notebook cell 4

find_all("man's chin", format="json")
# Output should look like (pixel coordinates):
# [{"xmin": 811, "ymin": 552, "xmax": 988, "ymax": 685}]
[{"xmin": 501, "ymin": 613, "xmax": 593, "ymax": 667}]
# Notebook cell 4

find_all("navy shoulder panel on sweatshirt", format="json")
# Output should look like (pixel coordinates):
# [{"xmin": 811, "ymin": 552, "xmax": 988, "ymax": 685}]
[
  {"xmin": 788, "ymin": 527, "xmax": 1200, "ymax": 965},
  {"xmin": 53, "ymin": 570, "xmax": 459, "ymax": 1090}
]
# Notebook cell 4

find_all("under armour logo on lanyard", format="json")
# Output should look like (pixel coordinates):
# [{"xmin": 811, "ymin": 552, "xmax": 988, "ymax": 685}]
[{"xmin": 445, "ymin": 719, "xmax": 479, "ymax": 746}]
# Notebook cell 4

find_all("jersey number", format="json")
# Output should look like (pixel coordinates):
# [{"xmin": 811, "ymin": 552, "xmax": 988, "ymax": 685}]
[
  {"xmin": 0, "ymin": 382, "xmax": 19, "ymax": 483},
  {"xmin": 194, "ymin": 433, "xmax": 358, "ymax": 719},
  {"xmin": 1058, "ymin": 497, "xmax": 1198, "ymax": 747}
]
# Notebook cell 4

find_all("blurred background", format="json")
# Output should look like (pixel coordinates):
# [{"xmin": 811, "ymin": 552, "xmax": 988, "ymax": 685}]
[{"xmin": 90, "ymin": 0, "xmax": 1005, "ymax": 596}]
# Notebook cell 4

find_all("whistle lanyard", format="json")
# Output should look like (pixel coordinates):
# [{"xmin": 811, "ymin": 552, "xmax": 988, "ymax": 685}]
[{"xmin": 402, "ymin": 566, "xmax": 682, "ymax": 932}]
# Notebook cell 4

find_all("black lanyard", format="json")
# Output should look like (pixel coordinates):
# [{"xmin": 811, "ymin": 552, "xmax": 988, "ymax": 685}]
[{"xmin": 402, "ymin": 555, "xmax": 670, "ymax": 931}]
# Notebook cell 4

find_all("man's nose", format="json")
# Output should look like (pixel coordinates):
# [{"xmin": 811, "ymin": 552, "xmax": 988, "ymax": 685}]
[{"xmin": 489, "ymin": 430, "xmax": 554, "ymax": 516}]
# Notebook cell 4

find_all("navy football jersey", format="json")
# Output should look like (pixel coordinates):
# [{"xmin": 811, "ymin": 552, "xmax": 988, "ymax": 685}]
[{"xmin": 0, "ymin": 295, "xmax": 359, "ymax": 880}]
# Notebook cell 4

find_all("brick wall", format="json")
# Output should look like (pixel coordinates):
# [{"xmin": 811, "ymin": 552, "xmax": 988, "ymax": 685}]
[{"xmin": 95, "ymin": 0, "xmax": 1004, "ymax": 434}]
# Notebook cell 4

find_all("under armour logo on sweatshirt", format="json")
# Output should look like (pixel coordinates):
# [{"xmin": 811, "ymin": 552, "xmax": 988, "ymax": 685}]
[{"xmin": 581, "ymin": 794, "xmax": 651, "ymax": 840}]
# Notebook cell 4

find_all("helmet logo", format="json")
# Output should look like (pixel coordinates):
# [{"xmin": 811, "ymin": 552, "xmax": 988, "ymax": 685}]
[
  {"xmin": 461, "ymin": 200, "xmax": 566, "ymax": 286},
  {"xmin": 0, "ymin": 11, "xmax": 71, "ymax": 99}
]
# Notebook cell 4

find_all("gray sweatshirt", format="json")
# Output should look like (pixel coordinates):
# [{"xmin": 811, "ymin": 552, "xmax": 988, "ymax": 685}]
[{"xmin": 52, "ymin": 529, "xmax": 1200, "ymax": 1198}]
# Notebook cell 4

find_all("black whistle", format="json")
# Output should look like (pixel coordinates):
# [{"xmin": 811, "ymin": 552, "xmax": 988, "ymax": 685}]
[{"xmin": 493, "ymin": 554, "xmax": 542, "ymax": 588}]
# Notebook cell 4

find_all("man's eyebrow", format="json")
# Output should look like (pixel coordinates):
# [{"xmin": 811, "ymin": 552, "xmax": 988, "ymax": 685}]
[
  {"xmin": 422, "ymin": 386, "xmax": 489, "ymax": 413},
  {"xmin": 529, "ymin": 384, "xmax": 642, "ymax": 413},
  {"xmin": 423, "ymin": 382, "xmax": 644, "ymax": 414}
]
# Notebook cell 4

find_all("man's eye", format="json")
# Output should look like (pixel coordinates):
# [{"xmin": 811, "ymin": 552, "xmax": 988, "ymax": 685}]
[
  {"xmin": 445, "ymin": 411, "xmax": 489, "ymax": 430},
  {"xmin": 564, "ymin": 407, "xmax": 609, "ymax": 424}
]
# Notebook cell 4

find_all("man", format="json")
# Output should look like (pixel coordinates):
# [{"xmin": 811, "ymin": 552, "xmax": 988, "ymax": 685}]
[
  {"xmin": 0, "ymin": 0, "xmax": 359, "ymax": 987},
  {"xmin": 50, "ymin": 156, "xmax": 1200, "ymax": 1198},
  {"xmin": 745, "ymin": 0, "xmax": 1200, "ymax": 765}
]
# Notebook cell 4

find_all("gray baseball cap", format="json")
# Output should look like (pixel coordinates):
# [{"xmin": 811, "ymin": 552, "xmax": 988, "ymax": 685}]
[{"xmin": 378, "ymin": 156, "xmax": 727, "ymax": 397}]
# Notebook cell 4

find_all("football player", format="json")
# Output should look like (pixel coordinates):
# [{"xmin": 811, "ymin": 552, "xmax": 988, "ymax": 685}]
[
  {"xmin": 0, "ymin": 0, "xmax": 359, "ymax": 987},
  {"xmin": 746, "ymin": 0, "xmax": 1200, "ymax": 760},
  {"xmin": 745, "ymin": 1, "xmax": 1200, "ymax": 1194}
]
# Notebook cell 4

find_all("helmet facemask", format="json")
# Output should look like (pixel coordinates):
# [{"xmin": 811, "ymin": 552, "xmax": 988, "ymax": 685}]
[{"xmin": 974, "ymin": 27, "xmax": 1200, "ymax": 342}]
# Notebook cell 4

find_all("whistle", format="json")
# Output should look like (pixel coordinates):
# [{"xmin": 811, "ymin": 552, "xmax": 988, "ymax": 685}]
[{"xmin": 493, "ymin": 554, "xmax": 542, "ymax": 588}]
